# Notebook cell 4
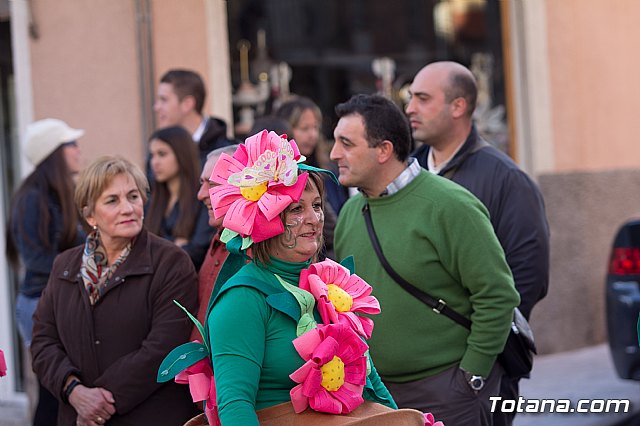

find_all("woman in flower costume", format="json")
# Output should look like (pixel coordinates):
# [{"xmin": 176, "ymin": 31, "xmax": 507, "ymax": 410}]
[{"xmin": 159, "ymin": 130, "xmax": 432, "ymax": 426}]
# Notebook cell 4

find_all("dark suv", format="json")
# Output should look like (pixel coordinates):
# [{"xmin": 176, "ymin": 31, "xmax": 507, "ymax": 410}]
[{"xmin": 606, "ymin": 219, "xmax": 640, "ymax": 380}]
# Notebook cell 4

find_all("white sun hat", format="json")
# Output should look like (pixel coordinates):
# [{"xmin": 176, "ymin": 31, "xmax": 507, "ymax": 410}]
[{"xmin": 24, "ymin": 118, "xmax": 85, "ymax": 166}]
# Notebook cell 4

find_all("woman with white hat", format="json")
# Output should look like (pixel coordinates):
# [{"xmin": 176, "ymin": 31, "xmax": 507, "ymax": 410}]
[{"xmin": 6, "ymin": 117, "xmax": 86, "ymax": 425}]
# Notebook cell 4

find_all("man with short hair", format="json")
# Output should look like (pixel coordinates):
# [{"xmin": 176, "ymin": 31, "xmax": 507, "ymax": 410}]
[
  {"xmin": 407, "ymin": 61, "xmax": 549, "ymax": 426},
  {"xmin": 189, "ymin": 145, "xmax": 239, "ymax": 342},
  {"xmin": 332, "ymin": 94, "xmax": 520, "ymax": 426},
  {"xmin": 154, "ymin": 69, "xmax": 234, "ymax": 165}
]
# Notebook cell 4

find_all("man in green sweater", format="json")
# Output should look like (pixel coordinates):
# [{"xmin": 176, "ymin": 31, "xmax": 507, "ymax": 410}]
[{"xmin": 331, "ymin": 94, "xmax": 520, "ymax": 426}]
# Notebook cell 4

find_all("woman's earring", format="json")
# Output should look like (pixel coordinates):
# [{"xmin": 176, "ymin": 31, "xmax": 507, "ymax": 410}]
[{"xmin": 92, "ymin": 225, "xmax": 97, "ymax": 231}]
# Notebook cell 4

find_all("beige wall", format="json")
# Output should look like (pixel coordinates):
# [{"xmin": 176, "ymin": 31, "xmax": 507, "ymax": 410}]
[
  {"xmin": 152, "ymin": 0, "xmax": 210, "ymax": 110},
  {"xmin": 152, "ymin": 0, "xmax": 233, "ymax": 128},
  {"xmin": 29, "ymin": 0, "xmax": 144, "ymax": 167},
  {"xmin": 546, "ymin": 0, "xmax": 640, "ymax": 172},
  {"xmin": 533, "ymin": 169, "xmax": 640, "ymax": 353}
]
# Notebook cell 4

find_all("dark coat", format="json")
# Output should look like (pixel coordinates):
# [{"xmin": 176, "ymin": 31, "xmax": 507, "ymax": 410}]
[
  {"xmin": 156, "ymin": 200, "xmax": 214, "ymax": 270},
  {"xmin": 197, "ymin": 116, "xmax": 236, "ymax": 166},
  {"xmin": 31, "ymin": 229, "xmax": 199, "ymax": 426},
  {"xmin": 11, "ymin": 188, "xmax": 85, "ymax": 297},
  {"xmin": 413, "ymin": 126, "xmax": 550, "ymax": 319}
]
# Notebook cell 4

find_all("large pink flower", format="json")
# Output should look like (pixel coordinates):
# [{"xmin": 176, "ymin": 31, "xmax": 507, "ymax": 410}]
[
  {"xmin": 209, "ymin": 130, "xmax": 308, "ymax": 243},
  {"xmin": 300, "ymin": 259, "xmax": 381, "ymax": 338},
  {"xmin": 174, "ymin": 357, "xmax": 220, "ymax": 426},
  {"xmin": 289, "ymin": 323, "xmax": 369, "ymax": 414}
]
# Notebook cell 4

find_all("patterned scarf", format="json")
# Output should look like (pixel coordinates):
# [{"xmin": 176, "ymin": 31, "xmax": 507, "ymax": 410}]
[{"xmin": 80, "ymin": 229, "xmax": 132, "ymax": 305}]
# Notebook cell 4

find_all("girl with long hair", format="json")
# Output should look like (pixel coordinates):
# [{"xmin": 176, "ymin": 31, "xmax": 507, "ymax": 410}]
[
  {"xmin": 145, "ymin": 126, "xmax": 213, "ymax": 269},
  {"xmin": 7, "ymin": 118, "xmax": 86, "ymax": 425}
]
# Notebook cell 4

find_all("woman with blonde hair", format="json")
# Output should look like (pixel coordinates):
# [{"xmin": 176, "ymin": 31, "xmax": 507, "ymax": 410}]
[{"xmin": 31, "ymin": 156, "xmax": 198, "ymax": 426}]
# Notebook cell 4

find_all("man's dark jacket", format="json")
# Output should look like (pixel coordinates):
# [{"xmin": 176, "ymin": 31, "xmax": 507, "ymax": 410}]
[
  {"xmin": 197, "ymin": 116, "xmax": 235, "ymax": 165},
  {"xmin": 413, "ymin": 126, "xmax": 550, "ymax": 319}
]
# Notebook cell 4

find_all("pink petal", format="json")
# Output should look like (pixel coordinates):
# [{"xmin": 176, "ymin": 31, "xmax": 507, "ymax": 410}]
[
  {"xmin": 299, "ymin": 268, "xmax": 311, "ymax": 292},
  {"xmin": 187, "ymin": 373, "xmax": 214, "ymax": 402},
  {"xmin": 331, "ymin": 382, "xmax": 365, "ymax": 413},
  {"xmin": 350, "ymin": 296, "xmax": 381, "ymax": 314},
  {"xmin": 289, "ymin": 138, "xmax": 301, "ymax": 159},
  {"xmin": 343, "ymin": 358, "xmax": 368, "ymax": 385},
  {"xmin": 250, "ymin": 213, "xmax": 284, "ymax": 243},
  {"xmin": 264, "ymin": 131, "xmax": 286, "ymax": 152},
  {"xmin": 210, "ymin": 185, "xmax": 242, "ymax": 219},
  {"xmin": 312, "ymin": 260, "xmax": 346, "ymax": 285},
  {"xmin": 317, "ymin": 299, "xmax": 339, "ymax": 325},
  {"xmin": 278, "ymin": 174, "xmax": 308, "ymax": 201},
  {"xmin": 335, "ymin": 333, "xmax": 368, "ymax": 364},
  {"xmin": 326, "ymin": 264, "xmax": 351, "ymax": 287},
  {"xmin": 232, "ymin": 143, "xmax": 249, "ymax": 165},
  {"xmin": 293, "ymin": 328, "xmax": 322, "ymax": 360},
  {"xmin": 358, "ymin": 316, "xmax": 374, "ymax": 339},
  {"xmin": 337, "ymin": 313, "xmax": 369, "ymax": 338},
  {"xmin": 211, "ymin": 153, "xmax": 245, "ymax": 184},
  {"xmin": 311, "ymin": 336, "xmax": 339, "ymax": 365},
  {"xmin": 341, "ymin": 276, "xmax": 372, "ymax": 298},
  {"xmin": 309, "ymin": 389, "xmax": 343, "ymax": 414},
  {"xmin": 424, "ymin": 412, "xmax": 445, "ymax": 426},
  {"xmin": 244, "ymin": 130, "xmax": 269, "ymax": 163},
  {"xmin": 0, "ymin": 350, "xmax": 6, "ymax": 377},
  {"xmin": 301, "ymin": 369, "xmax": 323, "ymax": 397},
  {"xmin": 289, "ymin": 360, "xmax": 315, "ymax": 383},
  {"xmin": 222, "ymin": 199, "xmax": 257, "ymax": 236},
  {"xmin": 258, "ymin": 189, "xmax": 294, "ymax": 221},
  {"xmin": 306, "ymin": 275, "xmax": 329, "ymax": 300},
  {"xmin": 290, "ymin": 384, "xmax": 309, "ymax": 413}
]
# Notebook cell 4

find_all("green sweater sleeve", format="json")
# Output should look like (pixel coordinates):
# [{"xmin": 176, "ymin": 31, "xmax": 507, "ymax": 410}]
[
  {"xmin": 209, "ymin": 286, "xmax": 268, "ymax": 426},
  {"xmin": 439, "ymin": 195, "xmax": 520, "ymax": 376}
]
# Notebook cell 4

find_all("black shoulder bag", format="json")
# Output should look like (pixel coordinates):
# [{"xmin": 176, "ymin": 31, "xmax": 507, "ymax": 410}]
[{"xmin": 362, "ymin": 203, "xmax": 536, "ymax": 379}]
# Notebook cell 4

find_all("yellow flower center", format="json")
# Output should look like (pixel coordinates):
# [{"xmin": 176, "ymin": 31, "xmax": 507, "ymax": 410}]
[
  {"xmin": 327, "ymin": 284, "xmax": 353, "ymax": 312},
  {"xmin": 320, "ymin": 355, "xmax": 345, "ymax": 392},
  {"xmin": 240, "ymin": 182, "xmax": 268, "ymax": 201}
]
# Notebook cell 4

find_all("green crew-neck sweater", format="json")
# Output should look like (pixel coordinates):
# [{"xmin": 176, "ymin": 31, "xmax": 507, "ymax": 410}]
[{"xmin": 335, "ymin": 170, "xmax": 520, "ymax": 382}]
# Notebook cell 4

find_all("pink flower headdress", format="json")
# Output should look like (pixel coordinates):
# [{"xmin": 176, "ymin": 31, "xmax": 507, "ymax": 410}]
[
  {"xmin": 289, "ymin": 323, "xmax": 369, "ymax": 414},
  {"xmin": 300, "ymin": 258, "xmax": 380, "ymax": 338},
  {"xmin": 209, "ymin": 130, "xmax": 308, "ymax": 243}
]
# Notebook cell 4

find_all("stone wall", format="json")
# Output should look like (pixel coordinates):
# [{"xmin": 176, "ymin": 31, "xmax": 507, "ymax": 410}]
[{"xmin": 531, "ymin": 169, "xmax": 640, "ymax": 353}]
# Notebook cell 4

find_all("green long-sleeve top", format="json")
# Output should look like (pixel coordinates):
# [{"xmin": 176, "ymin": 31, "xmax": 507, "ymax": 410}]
[
  {"xmin": 335, "ymin": 170, "xmax": 520, "ymax": 382},
  {"xmin": 207, "ymin": 257, "xmax": 396, "ymax": 426}
]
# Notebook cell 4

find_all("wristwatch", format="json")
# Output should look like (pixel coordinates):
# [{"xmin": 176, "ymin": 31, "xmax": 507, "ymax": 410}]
[{"xmin": 461, "ymin": 369, "xmax": 485, "ymax": 392}]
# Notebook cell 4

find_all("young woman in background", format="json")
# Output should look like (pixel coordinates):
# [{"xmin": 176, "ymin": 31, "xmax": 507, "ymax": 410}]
[
  {"xmin": 7, "ymin": 118, "xmax": 86, "ymax": 425},
  {"xmin": 146, "ymin": 126, "xmax": 213, "ymax": 270}
]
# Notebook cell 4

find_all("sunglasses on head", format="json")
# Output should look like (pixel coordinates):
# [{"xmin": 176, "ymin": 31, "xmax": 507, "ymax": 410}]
[{"xmin": 62, "ymin": 140, "xmax": 78, "ymax": 147}]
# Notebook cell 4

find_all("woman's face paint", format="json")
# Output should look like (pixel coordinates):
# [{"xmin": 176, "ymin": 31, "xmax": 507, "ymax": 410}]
[{"xmin": 272, "ymin": 184, "xmax": 324, "ymax": 262}]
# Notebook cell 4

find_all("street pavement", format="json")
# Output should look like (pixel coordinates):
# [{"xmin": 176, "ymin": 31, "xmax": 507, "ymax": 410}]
[
  {"xmin": 0, "ymin": 343, "xmax": 638, "ymax": 425},
  {"xmin": 0, "ymin": 395, "xmax": 27, "ymax": 426},
  {"xmin": 515, "ymin": 343, "xmax": 640, "ymax": 426}
]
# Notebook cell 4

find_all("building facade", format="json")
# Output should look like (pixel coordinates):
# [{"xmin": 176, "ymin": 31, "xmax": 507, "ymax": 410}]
[{"xmin": 1, "ymin": 0, "xmax": 639, "ymax": 399}]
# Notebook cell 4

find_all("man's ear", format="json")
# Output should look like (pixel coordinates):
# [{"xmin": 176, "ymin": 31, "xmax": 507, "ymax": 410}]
[
  {"xmin": 180, "ymin": 95, "xmax": 197, "ymax": 113},
  {"xmin": 377, "ymin": 140, "xmax": 396, "ymax": 163},
  {"xmin": 450, "ymin": 97, "xmax": 468, "ymax": 119}
]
